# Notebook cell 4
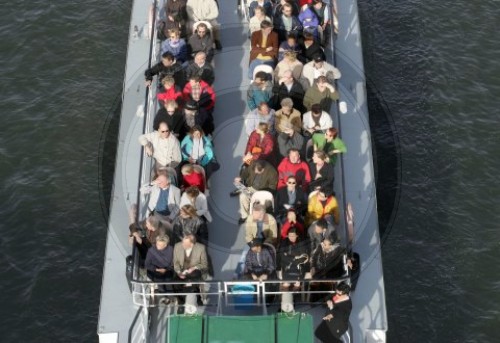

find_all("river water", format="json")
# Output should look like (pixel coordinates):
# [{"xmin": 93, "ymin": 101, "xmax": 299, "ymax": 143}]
[{"xmin": 0, "ymin": 0, "xmax": 498, "ymax": 342}]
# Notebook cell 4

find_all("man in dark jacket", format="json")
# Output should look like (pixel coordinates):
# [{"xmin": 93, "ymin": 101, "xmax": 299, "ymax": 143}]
[
  {"xmin": 272, "ymin": 70, "xmax": 305, "ymax": 113},
  {"xmin": 154, "ymin": 100, "xmax": 187, "ymax": 140},
  {"xmin": 144, "ymin": 52, "xmax": 186, "ymax": 88},
  {"xmin": 187, "ymin": 23, "xmax": 215, "ymax": 62},
  {"xmin": 244, "ymin": 238, "xmax": 276, "ymax": 281},
  {"xmin": 185, "ymin": 52, "xmax": 215, "ymax": 85},
  {"xmin": 232, "ymin": 160, "xmax": 278, "ymax": 223}
]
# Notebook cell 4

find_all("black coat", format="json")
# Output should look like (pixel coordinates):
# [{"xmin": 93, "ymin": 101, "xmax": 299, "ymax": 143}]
[
  {"xmin": 185, "ymin": 62, "xmax": 215, "ymax": 85},
  {"xmin": 308, "ymin": 162, "xmax": 334, "ymax": 193},
  {"xmin": 154, "ymin": 108, "xmax": 187, "ymax": 140},
  {"xmin": 272, "ymin": 81, "xmax": 306, "ymax": 113},
  {"xmin": 144, "ymin": 61, "xmax": 186, "ymax": 88},
  {"xmin": 274, "ymin": 187, "xmax": 307, "ymax": 218}
]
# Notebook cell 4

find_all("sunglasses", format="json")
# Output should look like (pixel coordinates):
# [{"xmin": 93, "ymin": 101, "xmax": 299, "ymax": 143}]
[
  {"xmin": 160, "ymin": 130, "xmax": 170, "ymax": 133},
  {"xmin": 287, "ymin": 181, "xmax": 296, "ymax": 184}
]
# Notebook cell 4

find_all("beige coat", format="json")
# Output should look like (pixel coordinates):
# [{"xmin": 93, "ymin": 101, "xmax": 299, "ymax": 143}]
[{"xmin": 173, "ymin": 242, "xmax": 209, "ymax": 279}]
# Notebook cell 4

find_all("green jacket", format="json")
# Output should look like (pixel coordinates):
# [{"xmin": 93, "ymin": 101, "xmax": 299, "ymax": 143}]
[{"xmin": 312, "ymin": 133, "xmax": 346, "ymax": 165}]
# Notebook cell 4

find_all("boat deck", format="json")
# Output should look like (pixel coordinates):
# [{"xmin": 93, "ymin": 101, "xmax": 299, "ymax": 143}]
[{"xmin": 98, "ymin": 0, "xmax": 387, "ymax": 342}]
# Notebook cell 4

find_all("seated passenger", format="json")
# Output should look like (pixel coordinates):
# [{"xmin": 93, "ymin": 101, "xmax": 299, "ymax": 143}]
[
  {"xmin": 274, "ymin": 98, "xmax": 302, "ymax": 135},
  {"xmin": 144, "ymin": 235, "xmax": 174, "ymax": 293},
  {"xmin": 249, "ymin": 0, "xmax": 273, "ymax": 18},
  {"xmin": 301, "ymin": 31, "xmax": 324, "ymax": 63},
  {"xmin": 247, "ymin": 71, "xmax": 274, "ymax": 111},
  {"xmin": 249, "ymin": 6, "xmax": 272, "ymax": 35},
  {"xmin": 272, "ymin": 71, "xmax": 305, "ymax": 113},
  {"xmin": 173, "ymin": 234, "xmax": 209, "ymax": 291},
  {"xmin": 303, "ymin": 76, "xmax": 339, "ymax": 112},
  {"xmin": 232, "ymin": 160, "xmax": 278, "ymax": 223},
  {"xmin": 306, "ymin": 187, "xmax": 339, "ymax": 226},
  {"xmin": 298, "ymin": 3, "xmax": 320, "ymax": 40},
  {"xmin": 187, "ymin": 23, "xmax": 214, "ymax": 62},
  {"xmin": 244, "ymin": 123, "xmax": 275, "ymax": 165},
  {"xmin": 186, "ymin": 0, "xmax": 222, "ymax": 50},
  {"xmin": 153, "ymin": 100, "xmax": 187, "ymax": 140},
  {"xmin": 182, "ymin": 101, "xmax": 213, "ymax": 136},
  {"xmin": 245, "ymin": 102, "xmax": 276, "ymax": 137},
  {"xmin": 160, "ymin": 28, "xmax": 189, "ymax": 65},
  {"xmin": 244, "ymin": 238, "xmax": 276, "ymax": 281},
  {"xmin": 245, "ymin": 203, "xmax": 278, "ymax": 246},
  {"xmin": 278, "ymin": 227, "xmax": 309, "ymax": 290},
  {"xmin": 277, "ymin": 123, "xmax": 305, "ymax": 159},
  {"xmin": 181, "ymin": 125, "xmax": 218, "ymax": 179},
  {"xmin": 182, "ymin": 75, "xmax": 216, "ymax": 115},
  {"xmin": 277, "ymin": 148, "xmax": 311, "ymax": 191},
  {"xmin": 156, "ymin": 76, "xmax": 184, "ymax": 107},
  {"xmin": 308, "ymin": 151, "xmax": 335, "ymax": 192},
  {"xmin": 300, "ymin": 53, "xmax": 341, "ymax": 89},
  {"xmin": 310, "ymin": 235, "xmax": 345, "ymax": 279},
  {"xmin": 181, "ymin": 163, "xmax": 206, "ymax": 192},
  {"xmin": 141, "ymin": 173, "xmax": 181, "ymax": 232},
  {"xmin": 180, "ymin": 186, "xmax": 212, "ymax": 222},
  {"xmin": 274, "ymin": 52, "xmax": 304, "ymax": 84},
  {"xmin": 309, "ymin": 0, "xmax": 331, "ymax": 45},
  {"xmin": 144, "ymin": 51, "xmax": 186, "ymax": 88},
  {"xmin": 302, "ymin": 103, "xmax": 333, "ymax": 137},
  {"xmin": 307, "ymin": 217, "xmax": 336, "ymax": 253},
  {"xmin": 249, "ymin": 20, "xmax": 279, "ymax": 79},
  {"xmin": 185, "ymin": 52, "xmax": 215, "ymax": 85},
  {"xmin": 273, "ymin": 3, "xmax": 303, "ymax": 43},
  {"xmin": 172, "ymin": 204, "xmax": 208, "ymax": 244},
  {"xmin": 278, "ymin": 34, "xmax": 305, "ymax": 62},
  {"xmin": 138, "ymin": 121, "xmax": 182, "ymax": 171},
  {"xmin": 163, "ymin": 0, "xmax": 188, "ymax": 39},
  {"xmin": 273, "ymin": 0, "xmax": 300, "ymax": 21},
  {"xmin": 275, "ymin": 176, "xmax": 307, "ymax": 221},
  {"xmin": 312, "ymin": 127, "xmax": 346, "ymax": 166},
  {"xmin": 279, "ymin": 209, "xmax": 305, "ymax": 239},
  {"xmin": 128, "ymin": 209, "xmax": 167, "ymax": 261}
]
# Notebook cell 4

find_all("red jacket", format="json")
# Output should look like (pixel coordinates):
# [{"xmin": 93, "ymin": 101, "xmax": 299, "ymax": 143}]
[
  {"xmin": 280, "ymin": 220, "xmax": 305, "ymax": 240},
  {"xmin": 157, "ymin": 86, "xmax": 183, "ymax": 105},
  {"xmin": 277, "ymin": 158, "xmax": 311, "ymax": 191},
  {"xmin": 182, "ymin": 80, "xmax": 216, "ymax": 111},
  {"xmin": 182, "ymin": 171, "xmax": 205, "ymax": 193},
  {"xmin": 245, "ymin": 131, "xmax": 275, "ymax": 162}
]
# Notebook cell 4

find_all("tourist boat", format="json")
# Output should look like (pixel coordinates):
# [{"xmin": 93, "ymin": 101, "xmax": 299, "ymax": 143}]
[{"xmin": 98, "ymin": 0, "xmax": 387, "ymax": 342}]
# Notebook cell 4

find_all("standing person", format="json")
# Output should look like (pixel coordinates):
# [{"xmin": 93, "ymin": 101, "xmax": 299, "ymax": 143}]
[
  {"xmin": 186, "ymin": 0, "xmax": 222, "ymax": 50},
  {"xmin": 315, "ymin": 283, "xmax": 352, "ymax": 343}
]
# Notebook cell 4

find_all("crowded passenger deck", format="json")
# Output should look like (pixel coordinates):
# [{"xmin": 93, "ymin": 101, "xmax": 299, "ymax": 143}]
[{"xmin": 98, "ymin": 0, "xmax": 387, "ymax": 342}]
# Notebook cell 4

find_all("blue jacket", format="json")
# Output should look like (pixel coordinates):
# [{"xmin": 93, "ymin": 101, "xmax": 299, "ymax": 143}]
[
  {"xmin": 161, "ymin": 38, "xmax": 188, "ymax": 63},
  {"xmin": 180, "ymin": 135, "xmax": 215, "ymax": 166},
  {"xmin": 247, "ymin": 81, "xmax": 274, "ymax": 110}
]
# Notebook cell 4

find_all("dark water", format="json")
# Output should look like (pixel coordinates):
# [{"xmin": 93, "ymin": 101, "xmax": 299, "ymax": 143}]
[{"xmin": 0, "ymin": 0, "xmax": 499, "ymax": 342}]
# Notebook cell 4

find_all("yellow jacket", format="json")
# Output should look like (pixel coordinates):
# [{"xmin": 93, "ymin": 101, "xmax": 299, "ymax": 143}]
[{"xmin": 306, "ymin": 195, "xmax": 340, "ymax": 226}]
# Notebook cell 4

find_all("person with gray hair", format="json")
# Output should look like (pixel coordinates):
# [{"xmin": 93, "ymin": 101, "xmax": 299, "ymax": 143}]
[
  {"xmin": 185, "ymin": 51, "xmax": 215, "ymax": 85},
  {"xmin": 272, "ymin": 70, "xmax": 305, "ymax": 113},
  {"xmin": 274, "ymin": 97, "xmax": 302, "ymax": 134}
]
